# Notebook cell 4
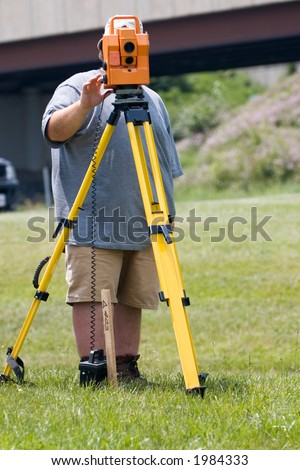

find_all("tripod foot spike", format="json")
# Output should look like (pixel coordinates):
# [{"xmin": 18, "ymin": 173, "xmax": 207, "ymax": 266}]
[
  {"xmin": 199, "ymin": 372, "xmax": 209, "ymax": 398},
  {"xmin": 186, "ymin": 372, "xmax": 209, "ymax": 398},
  {"xmin": 0, "ymin": 373, "xmax": 10, "ymax": 384},
  {"xmin": 199, "ymin": 372, "xmax": 209, "ymax": 384}
]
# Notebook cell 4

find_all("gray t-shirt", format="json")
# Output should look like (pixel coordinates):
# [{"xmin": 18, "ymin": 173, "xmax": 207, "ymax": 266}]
[{"xmin": 42, "ymin": 70, "xmax": 183, "ymax": 250}]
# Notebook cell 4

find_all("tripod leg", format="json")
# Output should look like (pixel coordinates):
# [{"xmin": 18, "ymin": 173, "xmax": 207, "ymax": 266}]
[
  {"xmin": 126, "ymin": 122, "xmax": 201, "ymax": 393},
  {"xmin": 2, "ymin": 123, "xmax": 116, "ymax": 380}
]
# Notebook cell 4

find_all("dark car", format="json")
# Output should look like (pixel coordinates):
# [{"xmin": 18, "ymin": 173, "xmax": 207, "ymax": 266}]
[{"xmin": 0, "ymin": 157, "xmax": 19, "ymax": 210}]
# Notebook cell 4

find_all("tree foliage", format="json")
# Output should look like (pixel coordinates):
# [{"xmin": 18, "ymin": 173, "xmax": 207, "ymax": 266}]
[{"xmin": 151, "ymin": 71, "xmax": 264, "ymax": 140}]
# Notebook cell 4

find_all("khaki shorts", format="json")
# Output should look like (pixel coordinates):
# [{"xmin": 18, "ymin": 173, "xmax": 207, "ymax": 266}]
[{"xmin": 65, "ymin": 245, "xmax": 159, "ymax": 309}]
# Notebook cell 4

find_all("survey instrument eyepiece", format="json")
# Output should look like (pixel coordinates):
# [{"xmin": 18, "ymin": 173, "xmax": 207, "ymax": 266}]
[{"xmin": 98, "ymin": 15, "xmax": 150, "ymax": 89}]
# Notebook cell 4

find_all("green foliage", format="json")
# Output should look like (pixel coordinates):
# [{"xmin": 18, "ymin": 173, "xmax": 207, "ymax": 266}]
[{"xmin": 151, "ymin": 71, "xmax": 264, "ymax": 140}]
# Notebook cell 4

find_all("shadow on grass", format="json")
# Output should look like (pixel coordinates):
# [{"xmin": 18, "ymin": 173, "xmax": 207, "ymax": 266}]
[
  {"xmin": 1, "ymin": 366, "xmax": 254, "ymax": 401},
  {"xmin": 207, "ymin": 374, "xmax": 251, "ymax": 397}
]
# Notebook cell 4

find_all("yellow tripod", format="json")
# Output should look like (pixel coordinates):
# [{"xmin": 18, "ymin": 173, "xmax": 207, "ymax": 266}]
[{"xmin": 1, "ymin": 88, "xmax": 207, "ymax": 395}]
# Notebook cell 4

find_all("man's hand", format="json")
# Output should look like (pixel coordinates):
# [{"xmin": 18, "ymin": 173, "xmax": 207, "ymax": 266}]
[
  {"xmin": 46, "ymin": 73, "xmax": 113, "ymax": 142},
  {"xmin": 80, "ymin": 73, "xmax": 113, "ymax": 111}
]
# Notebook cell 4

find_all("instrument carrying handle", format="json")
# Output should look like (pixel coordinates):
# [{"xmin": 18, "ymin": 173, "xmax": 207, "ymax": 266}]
[{"xmin": 109, "ymin": 15, "xmax": 142, "ymax": 34}]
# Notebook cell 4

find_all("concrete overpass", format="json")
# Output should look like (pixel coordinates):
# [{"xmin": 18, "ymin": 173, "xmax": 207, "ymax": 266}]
[
  {"xmin": 1, "ymin": 0, "xmax": 300, "ymax": 197},
  {"xmin": 1, "ymin": 0, "xmax": 300, "ymax": 91}
]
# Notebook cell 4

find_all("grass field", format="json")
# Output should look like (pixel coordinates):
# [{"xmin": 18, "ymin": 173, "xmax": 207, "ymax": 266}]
[{"xmin": 0, "ymin": 193, "xmax": 299, "ymax": 450}]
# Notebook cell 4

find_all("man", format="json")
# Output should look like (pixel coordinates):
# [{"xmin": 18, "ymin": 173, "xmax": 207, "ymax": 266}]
[{"xmin": 42, "ymin": 17, "xmax": 183, "ymax": 383}]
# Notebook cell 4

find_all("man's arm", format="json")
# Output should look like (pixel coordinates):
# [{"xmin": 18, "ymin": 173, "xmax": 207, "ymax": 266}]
[{"xmin": 46, "ymin": 73, "xmax": 112, "ymax": 142}]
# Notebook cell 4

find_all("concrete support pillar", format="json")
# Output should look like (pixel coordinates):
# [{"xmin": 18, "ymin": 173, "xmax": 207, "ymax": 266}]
[{"xmin": 22, "ymin": 87, "xmax": 45, "ymax": 172}]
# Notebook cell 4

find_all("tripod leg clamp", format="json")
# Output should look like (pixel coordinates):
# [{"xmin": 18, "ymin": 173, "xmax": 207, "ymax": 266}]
[
  {"xmin": 34, "ymin": 290, "xmax": 49, "ymax": 301},
  {"xmin": 159, "ymin": 290, "xmax": 190, "ymax": 307},
  {"xmin": 52, "ymin": 218, "xmax": 77, "ymax": 239},
  {"xmin": 149, "ymin": 224, "xmax": 172, "ymax": 244}
]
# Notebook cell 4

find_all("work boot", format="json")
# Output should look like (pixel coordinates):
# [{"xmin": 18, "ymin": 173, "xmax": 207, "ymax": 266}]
[{"xmin": 116, "ymin": 354, "xmax": 148, "ymax": 384}]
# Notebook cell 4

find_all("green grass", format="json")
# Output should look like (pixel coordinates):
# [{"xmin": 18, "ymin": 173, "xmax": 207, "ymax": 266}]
[{"xmin": 0, "ymin": 194, "xmax": 300, "ymax": 450}]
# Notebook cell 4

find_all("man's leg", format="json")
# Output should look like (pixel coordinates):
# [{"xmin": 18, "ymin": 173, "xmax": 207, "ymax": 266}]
[
  {"xmin": 113, "ymin": 303, "xmax": 141, "ymax": 356},
  {"xmin": 72, "ymin": 302, "xmax": 141, "ymax": 359}
]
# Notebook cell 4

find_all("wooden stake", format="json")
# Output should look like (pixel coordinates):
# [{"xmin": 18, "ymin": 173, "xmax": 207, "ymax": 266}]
[{"xmin": 101, "ymin": 289, "xmax": 117, "ymax": 386}]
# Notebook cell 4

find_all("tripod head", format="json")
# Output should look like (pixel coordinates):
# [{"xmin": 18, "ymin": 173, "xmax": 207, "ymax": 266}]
[{"xmin": 99, "ymin": 15, "xmax": 150, "ymax": 89}]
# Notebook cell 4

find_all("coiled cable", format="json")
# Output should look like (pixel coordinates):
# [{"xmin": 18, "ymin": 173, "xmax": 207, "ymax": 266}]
[{"xmin": 90, "ymin": 102, "xmax": 104, "ymax": 351}]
